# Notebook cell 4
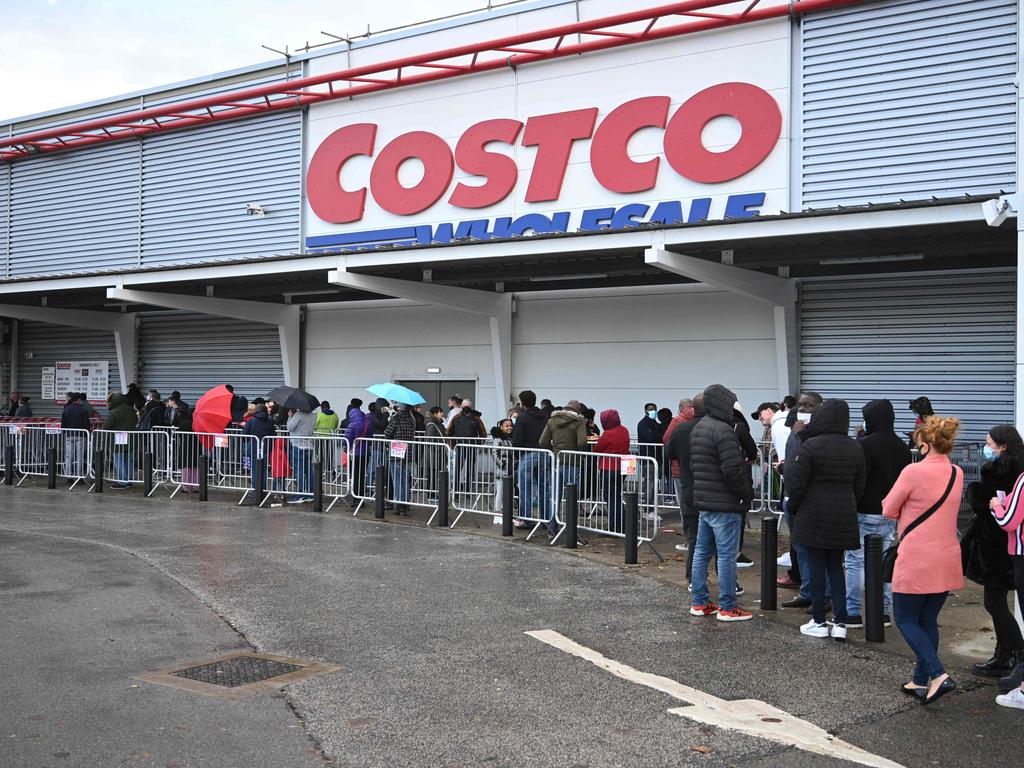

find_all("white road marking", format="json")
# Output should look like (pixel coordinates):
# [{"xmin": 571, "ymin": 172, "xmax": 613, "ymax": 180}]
[{"xmin": 526, "ymin": 629, "xmax": 905, "ymax": 768}]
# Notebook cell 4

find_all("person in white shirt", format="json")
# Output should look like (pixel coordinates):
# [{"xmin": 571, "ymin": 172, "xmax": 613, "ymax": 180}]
[{"xmin": 444, "ymin": 394, "xmax": 464, "ymax": 429}]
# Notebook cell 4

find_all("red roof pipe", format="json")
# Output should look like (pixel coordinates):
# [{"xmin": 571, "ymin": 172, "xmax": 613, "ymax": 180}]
[{"xmin": 2, "ymin": 0, "xmax": 866, "ymax": 161}]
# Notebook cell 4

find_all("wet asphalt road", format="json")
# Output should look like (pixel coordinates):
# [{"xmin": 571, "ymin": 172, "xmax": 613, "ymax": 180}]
[{"xmin": 0, "ymin": 485, "xmax": 1017, "ymax": 768}]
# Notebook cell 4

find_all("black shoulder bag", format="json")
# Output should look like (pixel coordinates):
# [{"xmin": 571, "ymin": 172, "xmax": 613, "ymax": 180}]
[{"xmin": 882, "ymin": 466, "xmax": 957, "ymax": 583}]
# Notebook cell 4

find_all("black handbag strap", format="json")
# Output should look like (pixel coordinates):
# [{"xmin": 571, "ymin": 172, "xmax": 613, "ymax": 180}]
[{"xmin": 897, "ymin": 465, "xmax": 957, "ymax": 543}]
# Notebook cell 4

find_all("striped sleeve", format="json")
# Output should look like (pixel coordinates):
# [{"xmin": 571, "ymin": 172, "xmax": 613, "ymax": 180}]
[{"xmin": 992, "ymin": 471, "xmax": 1024, "ymax": 536}]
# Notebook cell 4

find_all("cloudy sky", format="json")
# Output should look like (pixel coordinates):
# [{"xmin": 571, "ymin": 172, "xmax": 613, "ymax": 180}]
[{"xmin": 0, "ymin": 0, "xmax": 480, "ymax": 121}]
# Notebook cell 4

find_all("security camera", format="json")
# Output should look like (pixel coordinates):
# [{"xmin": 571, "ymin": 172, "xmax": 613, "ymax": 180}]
[
  {"xmin": 245, "ymin": 203, "xmax": 267, "ymax": 218},
  {"xmin": 983, "ymin": 197, "xmax": 1012, "ymax": 227}
]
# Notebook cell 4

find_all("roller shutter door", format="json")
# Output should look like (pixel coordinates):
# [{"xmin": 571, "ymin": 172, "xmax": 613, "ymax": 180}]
[
  {"xmin": 15, "ymin": 321, "xmax": 122, "ymax": 417},
  {"xmin": 138, "ymin": 311, "xmax": 283, "ymax": 406},
  {"xmin": 799, "ymin": 270, "xmax": 1014, "ymax": 441}
]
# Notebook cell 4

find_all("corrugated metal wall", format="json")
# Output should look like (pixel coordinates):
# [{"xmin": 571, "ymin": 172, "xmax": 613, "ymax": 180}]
[
  {"xmin": 2, "ymin": 68, "xmax": 302, "ymax": 277},
  {"xmin": 800, "ymin": 269, "xmax": 1015, "ymax": 441},
  {"xmin": 1, "ymin": 162, "xmax": 9, "ymax": 276},
  {"xmin": 15, "ymin": 321, "xmax": 122, "ymax": 417},
  {"xmin": 800, "ymin": 0, "xmax": 1018, "ymax": 208},
  {"xmin": 138, "ymin": 311, "xmax": 284, "ymax": 406}
]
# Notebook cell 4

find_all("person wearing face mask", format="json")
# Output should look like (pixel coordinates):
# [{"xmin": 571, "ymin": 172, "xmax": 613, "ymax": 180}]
[
  {"xmin": 781, "ymin": 391, "xmax": 824, "ymax": 609},
  {"xmin": 964, "ymin": 424, "xmax": 1024, "ymax": 679}
]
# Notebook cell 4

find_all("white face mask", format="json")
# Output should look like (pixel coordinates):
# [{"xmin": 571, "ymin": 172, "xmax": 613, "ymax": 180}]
[{"xmin": 796, "ymin": 412, "xmax": 812, "ymax": 424}]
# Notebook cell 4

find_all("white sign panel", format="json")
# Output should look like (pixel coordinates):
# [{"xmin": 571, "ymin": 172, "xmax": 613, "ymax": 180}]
[
  {"xmin": 41, "ymin": 367, "xmax": 55, "ymax": 402},
  {"xmin": 54, "ymin": 361, "xmax": 109, "ymax": 406},
  {"xmin": 303, "ymin": 17, "xmax": 789, "ymax": 250}
]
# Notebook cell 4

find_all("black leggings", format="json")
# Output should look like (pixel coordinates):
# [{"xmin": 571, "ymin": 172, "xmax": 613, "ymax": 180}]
[{"xmin": 984, "ymin": 585, "xmax": 1024, "ymax": 651}]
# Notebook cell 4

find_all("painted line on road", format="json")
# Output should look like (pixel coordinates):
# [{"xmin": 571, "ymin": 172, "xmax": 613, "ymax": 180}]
[{"xmin": 525, "ymin": 629, "xmax": 904, "ymax": 768}]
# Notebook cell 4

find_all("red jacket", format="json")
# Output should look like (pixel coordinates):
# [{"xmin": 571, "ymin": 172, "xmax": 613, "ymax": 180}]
[{"xmin": 595, "ymin": 410, "xmax": 631, "ymax": 470}]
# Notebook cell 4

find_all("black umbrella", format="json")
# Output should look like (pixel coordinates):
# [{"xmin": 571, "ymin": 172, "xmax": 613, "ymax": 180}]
[{"xmin": 267, "ymin": 385, "xmax": 320, "ymax": 413}]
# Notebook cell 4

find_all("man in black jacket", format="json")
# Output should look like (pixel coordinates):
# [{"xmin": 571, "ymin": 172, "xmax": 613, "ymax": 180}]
[
  {"xmin": 60, "ymin": 393, "xmax": 92, "ymax": 483},
  {"xmin": 689, "ymin": 384, "xmax": 754, "ymax": 622},
  {"xmin": 845, "ymin": 399, "xmax": 911, "ymax": 626},
  {"xmin": 664, "ymin": 393, "xmax": 704, "ymax": 580},
  {"xmin": 781, "ymin": 391, "xmax": 823, "ymax": 609},
  {"xmin": 512, "ymin": 390, "xmax": 550, "ymax": 526}
]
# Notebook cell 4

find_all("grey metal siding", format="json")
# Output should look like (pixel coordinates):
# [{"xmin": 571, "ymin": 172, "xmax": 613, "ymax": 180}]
[
  {"xmin": 140, "ymin": 111, "xmax": 302, "ymax": 266},
  {"xmin": 800, "ymin": 270, "xmax": 1015, "ymax": 441},
  {"xmin": 1, "ymin": 162, "xmax": 8, "ymax": 278},
  {"xmin": 138, "ymin": 311, "xmax": 283, "ymax": 405},
  {"xmin": 9, "ymin": 142, "xmax": 141, "ymax": 276},
  {"xmin": 801, "ymin": 0, "xmax": 1018, "ymax": 208},
  {"xmin": 15, "ymin": 321, "xmax": 122, "ymax": 417}
]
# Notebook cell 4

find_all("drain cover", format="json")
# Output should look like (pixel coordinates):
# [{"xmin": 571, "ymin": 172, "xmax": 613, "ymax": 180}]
[
  {"xmin": 171, "ymin": 655, "xmax": 303, "ymax": 687},
  {"xmin": 137, "ymin": 651, "xmax": 342, "ymax": 699}
]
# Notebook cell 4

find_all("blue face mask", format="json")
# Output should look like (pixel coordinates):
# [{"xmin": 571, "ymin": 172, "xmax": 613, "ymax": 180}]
[
  {"xmin": 646, "ymin": 410, "xmax": 657, "ymax": 419},
  {"xmin": 984, "ymin": 445, "xmax": 999, "ymax": 461}
]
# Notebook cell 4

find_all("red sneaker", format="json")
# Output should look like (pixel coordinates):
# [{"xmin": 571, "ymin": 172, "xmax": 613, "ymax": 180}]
[
  {"xmin": 689, "ymin": 603, "xmax": 719, "ymax": 617},
  {"xmin": 717, "ymin": 607, "xmax": 754, "ymax": 622},
  {"xmin": 777, "ymin": 576, "xmax": 800, "ymax": 589}
]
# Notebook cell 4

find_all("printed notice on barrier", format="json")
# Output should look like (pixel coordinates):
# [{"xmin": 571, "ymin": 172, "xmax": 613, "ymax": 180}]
[
  {"xmin": 9, "ymin": 425, "xmax": 23, "ymax": 435},
  {"xmin": 41, "ymin": 367, "xmax": 55, "ymax": 402},
  {"xmin": 390, "ymin": 441, "xmax": 408, "ymax": 459},
  {"xmin": 620, "ymin": 457, "xmax": 638, "ymax": 476},
  {"xmin": 114, "ymin": 432, "xmax": 129, "ymax": 445},
  {"xmin": 214, "ymin": 435, "xmax": 229, "ymax": 449},
  {"xmin": 54, "ymin": 360, "xmax": 109, "ymax": 406}
]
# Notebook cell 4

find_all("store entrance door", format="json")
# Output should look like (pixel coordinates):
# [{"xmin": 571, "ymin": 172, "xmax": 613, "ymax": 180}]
[{"xmin": 395, "ymin": 380, "xmax": 476, "ymax": 413}]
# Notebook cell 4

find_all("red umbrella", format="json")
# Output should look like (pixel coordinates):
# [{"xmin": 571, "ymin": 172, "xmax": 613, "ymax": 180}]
[{"xmin": 192, "ymin": 385, "xmax": 234, "ymax": 436}]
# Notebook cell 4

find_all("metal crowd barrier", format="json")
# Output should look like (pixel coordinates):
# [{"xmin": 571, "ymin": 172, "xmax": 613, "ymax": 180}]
[
  {"xmin": 15, "ymin": 426, "xmax": 92, "ymax": 489},
  {"xmin": 448, "ymin": 443, "xmax": 555, "ymax": 537},
  {"xmin": 631, "ymin": 441, "xmax": 679, "ymax": 518},
  {"xmin": 350, "ymin": 437, "xmax": 450, "ymax": 520},
  {"xmin": 89, "ymin": 429, "xmax": 170, "ymax": 494},
  {"xmin": 167, "ymin": 430, "xmax": 260, "ymax": 501},
  {"xmin": 553, "ymin": 449, "xmax": 660, "ymax": 545},
  {"xmin": 911, "ymin": 440, "xmax": 984, "ymax": 513},
  {"xmin": 260, "ymin": 434, "xmax": 350, "ymax": 508}
]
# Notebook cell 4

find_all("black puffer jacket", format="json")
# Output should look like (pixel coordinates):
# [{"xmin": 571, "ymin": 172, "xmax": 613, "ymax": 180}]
[
  {"xmin": 858, "ymin": 399, "xmax": 912, "ymax": 515},
  {"xmin": 965, "ymin": 453, "xmax": 1023, "ymax": 589},
  {"xmin": 788, "ymin": 399, "xmax": 865, "ymax": 550},
  {"xmin": 690, "ymin": 384, "xmax": 753, "ymax": 514}
]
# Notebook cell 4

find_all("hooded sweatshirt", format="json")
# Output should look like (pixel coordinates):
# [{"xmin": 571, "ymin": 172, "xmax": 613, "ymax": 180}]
[
  {"xmin": 595, "ymin": 409, "xmax": 630, "ymax": 470},
  {"xmin": 315, "ymin": 408, "xmax": 340, "ymax": 434},
  {"xmin": 858, "ymin": 399, "xmax": 912, "ymax": 516},
  {"xmin": 103, "ymin": 393, "xmax": 138, "ymax": 432},
  {"xmin": 690, "ymin": 384, "xmax": 752, "ymax": 514},
  {"xmin": 539, "ymin": 408, "xmax": 588, "ymax": 456}
]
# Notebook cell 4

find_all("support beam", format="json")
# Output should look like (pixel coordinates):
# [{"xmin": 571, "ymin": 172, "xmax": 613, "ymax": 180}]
[
  {"xmin": 106, "ymin": 288, "xmax": 301, "ymax": 387},
  {"xmin": 0, "ymin": 303, "xmax": 137, "ymax": 390},
  {"xmin": 328, "ymin": 269, "xmax": 512, "ymax": 414},
  {"xmin": 645, "ymin": 248, "xmax": 797, "ymax": 398}
]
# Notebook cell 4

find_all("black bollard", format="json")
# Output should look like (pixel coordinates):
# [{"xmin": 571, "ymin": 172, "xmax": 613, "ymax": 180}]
[
  {"xmin": 502, "ymin": 476, "xmax": 514, "ymax": 537},
  {"xmin": 437, "ymin": 470, "xmax": 450, "ymax": 527},
  {"xmin": 374, "ymin": 465, "xmax": 386, "ymax": 519},
  {"xmin": 313, "ymin": 461, "xmax": 324, "ymax": 512},
  {"xmin": 624, "ymin": 491, "xmax": 639, "ymax": 565},
  {"xmin": 198, "ymin": 454, "xmax": 208, "ymax": 502},
  {"xmin": 93, "ymin": 449, "xmax": 104, "ymax": 493},
  {"xmin": 864, "ymin": 533, "xmax": 885, "ymax": 643},
  {"xmin": 253, "ymin": 457, "xmax": 265, "ymax": 507},
  {"xmin": 143, "ymin": 452, "xmax": 153, "ymax": 497},
  {"xmin": 3, "ymin": 445, "xmax": 13, "ymax": 486},
  {"xmin": 563, "ymin": 483, "xmax": 579, "ymax": 549},
  {"xmin": 46, "ymin": 447, "xmax": 57, "ymax": 489},
  {"xmin": 760, "ymin": 516, "xmax": 778, "ymax": 610}
]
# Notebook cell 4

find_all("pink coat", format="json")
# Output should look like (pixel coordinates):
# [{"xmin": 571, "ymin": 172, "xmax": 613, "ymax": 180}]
[
  {"xmin": 882, "ymin": 453, "xmax": 964, "ymax": 594},
  {"xmin": 990, "ymin": 471, "xmax": 1024, "ymax": 556}
]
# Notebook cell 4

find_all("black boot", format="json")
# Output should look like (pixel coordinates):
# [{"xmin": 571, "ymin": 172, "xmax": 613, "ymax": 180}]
[
  {"xmin": 999, "ymin": 651, "xmax": 1024, "ymax": 693},
  {"xmin": 973, "ymin": 644, "xmax": 1015, "ymax": 677}
]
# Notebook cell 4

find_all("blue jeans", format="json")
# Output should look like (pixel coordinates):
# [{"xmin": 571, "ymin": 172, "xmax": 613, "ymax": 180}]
[
  {"xmin": 389, "ymin": 458, "xmax": 410, "ymax": 503},
  {"xmin": 806, "ymin": 546, "xmax": 848, "ymax": 624},
  {"xmin": 894, "ymin": 592, "xmax": 948, "ymax": 685},
  {"xmin": 690, "ymin": 512, "xmax": 742, "ymax": 611},
  {"xmin": 846, "ymin": 515, "xmax": 896, "ymax": 617},
  {"xmin": 517, "ymin": 452, "xmax": 551, "ymax": 523},
  {"xmin": 288, "ymin": 446, "xmax": 314, "ymax": 496},
  {"xmin": 113, "ymin": 451, "xmax": 132, "ymax": 485},
  {"xmin": 784, "ymin": 500, "xmax": 826, "ymax": 602}
]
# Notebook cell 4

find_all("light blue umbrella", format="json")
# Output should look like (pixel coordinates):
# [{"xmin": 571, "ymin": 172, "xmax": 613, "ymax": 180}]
[{"xmin": 366, "ymin": 383, "xmax": 426, "ymax": 406}]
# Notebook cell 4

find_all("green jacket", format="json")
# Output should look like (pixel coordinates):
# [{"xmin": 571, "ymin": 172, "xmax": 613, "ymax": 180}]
[
  {"xmin": 539, "ymin": 409, "xmax": 587, "ymax": 456},
  {"xmin": 315, "ymin": 409, "xmax": 340, "ymax": 434},
  {"xmin": 103, "ymin": 394, "xmax": 138, "ymax": 432}
]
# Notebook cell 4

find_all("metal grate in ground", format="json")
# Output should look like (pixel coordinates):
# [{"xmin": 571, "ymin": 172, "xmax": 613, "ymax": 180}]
[{"xmin": 171, "ymin": 655, "xmax": 304, "ymax": 687}]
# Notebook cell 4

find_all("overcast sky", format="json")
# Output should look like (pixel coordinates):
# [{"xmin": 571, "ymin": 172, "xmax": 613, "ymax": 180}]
[{"xmin": 0, "ymin": 0, "xmax": 481, "ymax": 121}]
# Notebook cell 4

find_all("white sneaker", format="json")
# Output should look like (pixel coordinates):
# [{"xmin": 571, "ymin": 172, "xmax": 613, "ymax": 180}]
[
  {"xmin": 996, "ymin": 687, "xmax": 1024, "ymax": 710},
  {"xmin": 777, "ymin": 553, "xmax": 791, "ymax": 567},
  {"xmin": 831, "ymin": 623, "xmax": 847, "ymax": 642},
  {"xmin": 643, "ymin": 512, "xmax": 662, "ymax": 523},
  {"xmin": 675, "ymin": 543, "xmax": 689, "ymax": 552},
  {"xmin": 800, "ymin": 619, "xmax": 829, "ymax": 638}
]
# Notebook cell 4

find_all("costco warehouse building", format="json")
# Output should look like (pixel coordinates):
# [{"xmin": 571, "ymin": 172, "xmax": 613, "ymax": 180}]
[{"xmin": 0, "ymin": 0, "xmax": 1019, "ymax": 440}]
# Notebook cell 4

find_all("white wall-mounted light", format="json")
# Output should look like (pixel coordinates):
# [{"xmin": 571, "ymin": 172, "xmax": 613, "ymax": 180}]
[
  {"xmin": 426, "ymin": 367, "xmax": 441, "ymax": 374},
  {"xmin": 983, "ymin": 197, "xmax": 1014, "ymax": 227},
  {"xmin": 245, "ymin": 203, "xmax": 267, "ymax": 218}
]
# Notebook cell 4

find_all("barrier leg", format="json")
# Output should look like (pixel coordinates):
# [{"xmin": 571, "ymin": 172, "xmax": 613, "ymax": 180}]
[
  {"xmin": 563, "ymin": 483, "xmax": 579, "ymax": 549},
  {"xmin": 624, "ymin": 491, "xmax": 639, "ymax": 565},
  {"xmin": 313, "ymin": 461, "xmax": 324, "ymax": 513},
  {"xmin": 864, "ymin": 533, "xmax": 885, "ymax": 643},
  {"xmin": 760, "ymin": 516, "xmax": 778, "ymax": 611},
  {"xmin": 46, "ymin": 447, "xmax": 57, "ymax": 490},
  {"xmin": 502, "ymin": 475, "xmax": 514, "ymax": 537},
  {"xmin": 92, "ymin": 449, "xmax": 104, "ymax": 493},
  {"xmin": 374, "ymin": 465, "xmax": 386, "ymax": 519},
  {"xmin": 143, "ymin": 452, "xmax": 154, "ymax": 497},
  {"xmin": 198, "ymin": 455, "xmax": 208, "ymax": 502}
]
